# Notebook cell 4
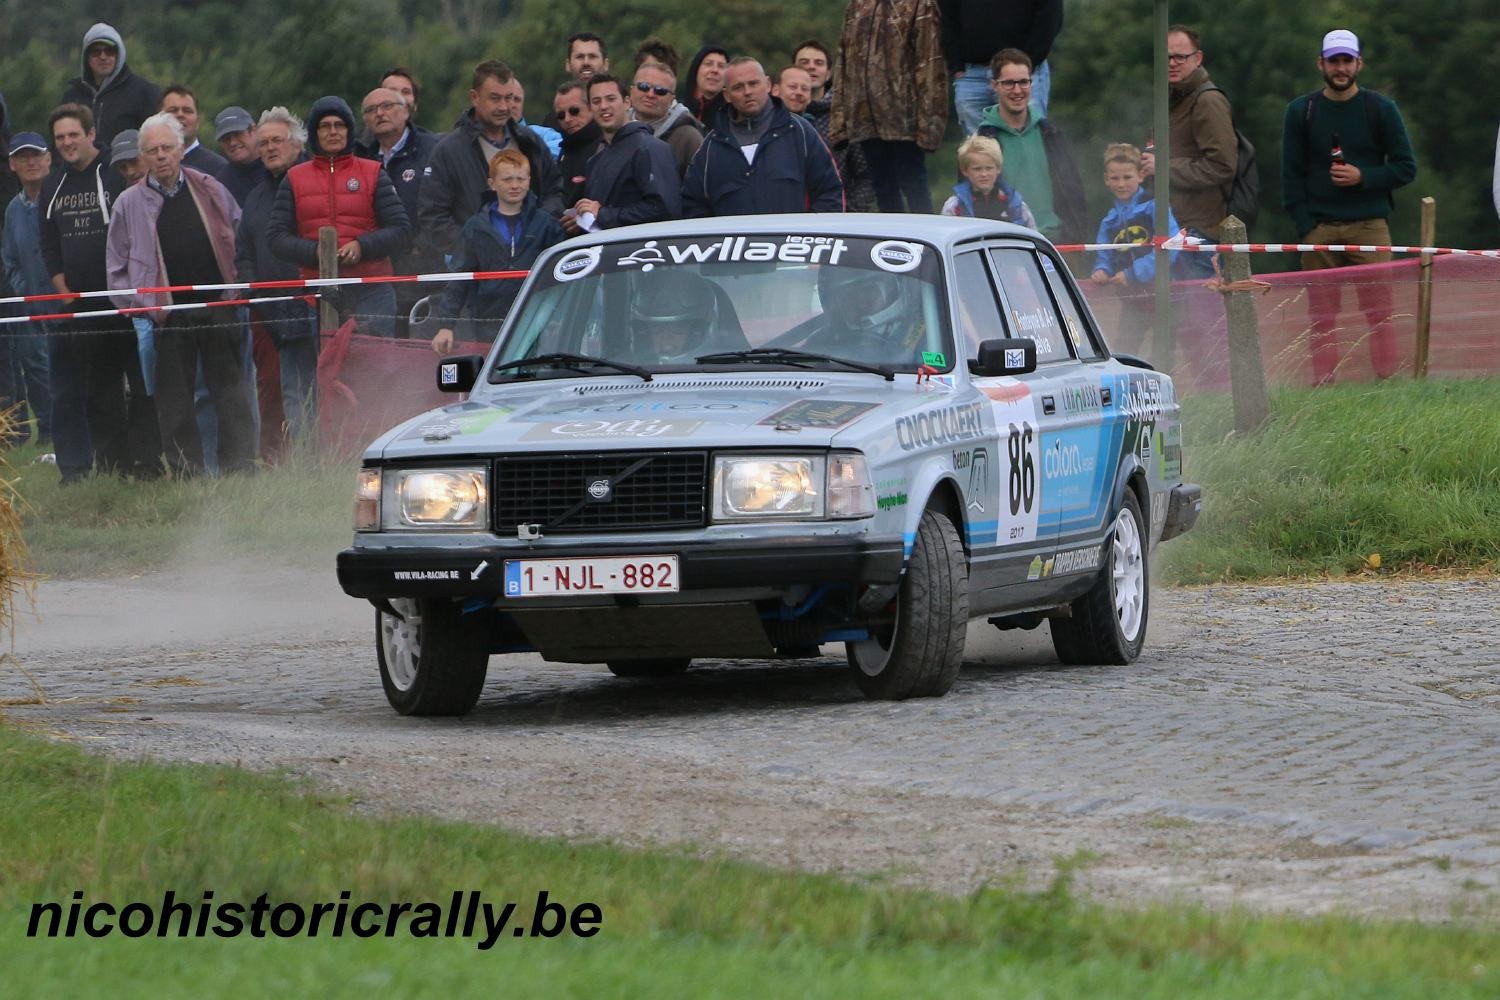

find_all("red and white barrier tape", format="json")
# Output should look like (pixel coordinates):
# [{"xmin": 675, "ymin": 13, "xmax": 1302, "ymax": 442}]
[
  {"xmin": 0, "ymin": 294, "xmax": 310, "ymax": 326},
  {"xmin": 1054, "ymin": 234, "xmax": 1500, "ymax": 257}
]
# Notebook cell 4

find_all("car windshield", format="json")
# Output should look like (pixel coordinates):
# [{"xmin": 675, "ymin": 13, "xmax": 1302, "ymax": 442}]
[{"xmin": 490, "ymin": 235, "xmax": 953, "ymax": 380}]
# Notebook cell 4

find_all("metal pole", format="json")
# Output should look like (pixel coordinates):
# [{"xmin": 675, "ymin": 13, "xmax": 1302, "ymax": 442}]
[{"xmin": 1153, "ymin": 0, "xmax": 1173, "ymax": 369}]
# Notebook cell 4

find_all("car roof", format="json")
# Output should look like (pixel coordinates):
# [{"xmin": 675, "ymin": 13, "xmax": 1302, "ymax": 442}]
[{"xmin": 560, "ymin": 214, "xmax": 1048, "ymax": 255}]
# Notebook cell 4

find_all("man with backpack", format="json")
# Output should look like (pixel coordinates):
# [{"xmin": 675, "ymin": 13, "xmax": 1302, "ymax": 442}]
[
  {"xmin": 1281, "ymin": 28, "xmax": 1416, "ymax": 385},
  {"xmin": 1141, "ymin": 25, "xmax": 1239, "ymax": 278}
]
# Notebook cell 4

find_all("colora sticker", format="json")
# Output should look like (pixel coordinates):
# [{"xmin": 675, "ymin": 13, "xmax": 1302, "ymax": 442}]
[
  {"xmin": 553, "ymin": 247, "xmax": 602, "ymax": 282},
  {"xmin": 870, "ymin": 240, "xmax": 923, "ymax": 273}
]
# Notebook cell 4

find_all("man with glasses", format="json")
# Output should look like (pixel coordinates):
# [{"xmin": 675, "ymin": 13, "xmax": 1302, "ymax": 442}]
[
  {"xmin": 60, "ymin": 23, "xmax": 161, "ymax": 146},
  {"xmin": 938, "ymin": 0, "xmax": 1062, "ymax": 134},
  {"xmin": 629, "ymin": 61, "xmax": 703, "ymax": 178},
  {"xmin": 564, "ymin": 74, "xmax": 678, "ymax": 233},
  {"xmin": 553, "ymin": 82, "xmax": 602, "ymax": 206},
  {"xmin": 357, "ymin": 86, "xmax": 440, "ymax": 310},
  {"xmin": 1140, "ymin": 25, "xmax": 1237, "ymax": 272},
  {"xmin": 976, "ymin": 48, "xmax": 1086, "ymax": 243}
]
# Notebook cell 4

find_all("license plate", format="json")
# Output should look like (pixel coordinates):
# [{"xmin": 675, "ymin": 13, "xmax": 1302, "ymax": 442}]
[{"xmin": 503, "ymin": 555, "xmax": 680, "ymax": 597}]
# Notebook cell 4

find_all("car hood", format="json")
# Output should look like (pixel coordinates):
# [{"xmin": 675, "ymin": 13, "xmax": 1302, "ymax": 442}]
[{"xmin": 367, "ymin": 373, "xmax": 965, "ymax": 460}]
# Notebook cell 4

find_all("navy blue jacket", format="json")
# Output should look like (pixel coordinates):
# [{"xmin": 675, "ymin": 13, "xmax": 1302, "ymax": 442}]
[
  {"xmin": 682, "ymin": 99, "xmax": 845, "ymax": 218},
  {"xmin": 437, "ymin": 192, "xmax": 565, "ymax": 326},
  {"xmin": 582, "ymin": 122, "xmax": 681, "ymax": 229},
  {"xmin": 357, "ymin": 124, "xmax": 440, "ymax": 269},
  {"xmin": 235, "ymin": 165, "xmax": 314, "ymax": 342}
]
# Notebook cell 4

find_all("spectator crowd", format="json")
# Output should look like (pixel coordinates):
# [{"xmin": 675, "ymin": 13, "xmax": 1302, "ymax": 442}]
[{"xmin": 0, "ymin": 3, "xmax": 1421, "ymax": 481}]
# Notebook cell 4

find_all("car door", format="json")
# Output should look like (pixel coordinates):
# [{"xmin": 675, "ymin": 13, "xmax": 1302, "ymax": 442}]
[
  {"xmin": 989, "ymin": 246, "xmax": 1114, "ymax": 585},
  {"xmin": 950, "ymin": 248, "xmax": 1053, "ymax": 609}
]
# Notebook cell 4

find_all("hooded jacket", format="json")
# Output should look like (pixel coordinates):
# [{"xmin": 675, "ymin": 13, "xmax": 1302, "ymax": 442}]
[
  {"xmin": 436, "ymin": 191, "xmax": 565, "ymax": 327},
  {"xmin": 418, "ymin": 109, "xmax": 564, "ymax": 262},
  {"xmin": 60, "ymin": 23, "xmax": 163, "ymax": 147},
  {"xmin": 582, "ymin": 121, "xmax": 681, "ymax": 229},
  {"xmin": 40, "ymin": 147, "xmax": 123, "ymax": 292},
  {"xmin": 680, "ymin": 46, "xmax": 729, "ymax": 126},
  {"xmin": 682, "ymin": 98, "xmax": 845, "ymax": 218},
  {"xmin": 558, "ymin": 120, "xmax": 604, "ymax": 207},
  {"xmin": 1092, "ymin": 186, "xmax": 1179, "ymax": 286},
  {"xmin": 268, "ymin": 96, "xmax": 410, "ymax": 279},
  {"xmin": 941, "ymin": 177, "xmax": 1037, "ymax": 228},
  {"xmin": 636, "ymin": 101, "xmax": 704, "ymax": 177},
  {"xmin": 978, "ymin": 105, "xmax": 1088, "ymax": 244}
]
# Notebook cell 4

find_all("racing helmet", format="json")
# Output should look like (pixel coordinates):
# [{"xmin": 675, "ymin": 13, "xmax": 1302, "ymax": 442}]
[
  {"xmin": 630, "ymin": 271, "xmax": 720, "ymax": 362},
  {"xmin": 817, "ymin": 265, "xmax": 909, "ymax": 332}
]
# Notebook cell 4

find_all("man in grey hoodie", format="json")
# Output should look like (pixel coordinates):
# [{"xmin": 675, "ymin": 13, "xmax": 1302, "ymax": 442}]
[
  {"xmin": 60, "ymin": 23, "xmax": 162, "ymax": 148},
  {"xmin": 629, "ymin": 61, "xmax": 703, "ymax": 178}
]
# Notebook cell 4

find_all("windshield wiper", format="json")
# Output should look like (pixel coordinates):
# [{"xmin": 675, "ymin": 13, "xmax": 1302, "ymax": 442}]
[
  {"xmin": 694, "ymin": 347, "xmax": 894, "ymax": 381},
  {"xmin": 489, "ymin": 352, "xmax": 652, "ymax": 382}
]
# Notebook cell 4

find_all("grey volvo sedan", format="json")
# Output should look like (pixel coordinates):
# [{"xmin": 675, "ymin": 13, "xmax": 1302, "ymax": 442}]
[{"xmin": 336, "ymin": 216, "xmax": 1201, "ymax": 715}]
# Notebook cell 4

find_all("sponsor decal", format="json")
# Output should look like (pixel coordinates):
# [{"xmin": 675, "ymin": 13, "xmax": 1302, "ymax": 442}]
[
  {"xmin": 622, "ymin": 236, "xmax": 849, "ymax": 270},
  {"xmin": 1004, "ymin": 348, "xmax": 1027, "ymax": 370},
  {"xmin": 921, "ymin": 351, "xmax": 947, "ymax": 367},
  {"xmin": 1050, "ymin": 544, "xmax": 1102, "ymax": 576},
  {"xmin": 980, "ymin": 381, "xmax": 1031, "ymax": 403},
  {"xmin": 419, "ymin": 420, "xmax": 461, "ymax": 441},
  {"xmin": 470, "ymin": 560, "xmax": 490, "ymax": 581},
  {"xmin": 1026, "ymin": 555, "xmax": 1043, "ymax": 582},
  {"xmin": 522, "ymin": 418, "xmax": 703, "ymax": 440},
  {"xmin": 965, "ymin": 447, "xmax": 990, "ymax": 513},
  {"xmin": 1138, "ymin": 425, "xmax": 1154, "ymax": 460},
  {"xmin": 439, "ymin": 363, "xmax": 460, "ymax": 386},
  {"xmin": 399, "ymin": 406, "xmax": 515, "ymax": 441},
  {"xmin": 394, "ymin": 569, "xmax": 461, "ymax": 581},
  {"xmin": 401, "ymin": 168, "xmax": 416, "ymax": 183},
  {"xmin": 1043, "ymin": 443, "xmax": 1097, "ymax": 480},
  {"xmin": 876, "ymin": 492, "xmax": 908, "ymax": 510},
  {"xmin": 553, "ymin": 400, "xmax": 766, "ymax": 415},
  {"xmin": 1060, "ymin": 382, "xmax": 1102, "ymax": 413},
  {"xmin": 758, "ymin": 399, "xmax": 877, "ymax": 429},
  {"xmin": 553, "ymin": 246, "xmax": 602, "ymax": 282},
  {"xmin": 870, "ymin": 240, "xmax": 923, "ymax": 273},
  {"xmin": 345, "ymin": 178, "xmax": 361, "ymax": 192},
  {"xmin": 1118, "ymin": 374, "xmax": 1172, "ymax": 422},
  {"xmin": 895, "ymin": 401, "xmax": 984, "ymax": 451}
]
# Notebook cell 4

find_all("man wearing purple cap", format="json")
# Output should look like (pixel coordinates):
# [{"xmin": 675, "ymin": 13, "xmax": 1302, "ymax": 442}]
[{"xmin": 1281, "ymin": 28, "xmax": 1416, "ymax": 386}]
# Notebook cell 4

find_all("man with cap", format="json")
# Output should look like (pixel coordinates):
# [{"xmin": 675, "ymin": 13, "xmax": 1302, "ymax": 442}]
[
  {"xmin": 60, "ymin": 23, "xmax": 162, "ymax": 147},
  {"xmin": 269, "ymin": 96, "xmax": 411, "ymax": 337},
  {"xmin": 1281, "ymin": 28, "xmax": 1416, "ymax": 385},
  {"xmin": 213, "ymin": 106, "xmax": 267, "ymax": 207},
  {"xmin": 110, "ymin": 129, "xmax": 146, "ymax": 186},
  {"xmin": 2, "ymin": 131, "xmax": 56, "ymax": 447}
]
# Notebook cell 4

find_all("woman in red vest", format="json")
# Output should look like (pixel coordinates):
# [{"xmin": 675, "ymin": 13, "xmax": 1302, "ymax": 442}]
[{"xmin": 267, "ymin": 95, "xmax": 410, "ymax": 336}]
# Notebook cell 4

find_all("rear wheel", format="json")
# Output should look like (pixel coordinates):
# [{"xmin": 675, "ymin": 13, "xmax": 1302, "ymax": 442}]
[
  {"xmin": 605, "ymin": 658, "xmax": 692, "ymax": 678},
  {"xmin": 1051, "ymin": 490, "xmax": 1149, "ymax": 665},
  {"xmin": 377, "ymin": 598, "xmax": 490, "ymax": 715},
  {"xmin": 846, "ymin": 508, "xmax": 968, "ymax": 699}
]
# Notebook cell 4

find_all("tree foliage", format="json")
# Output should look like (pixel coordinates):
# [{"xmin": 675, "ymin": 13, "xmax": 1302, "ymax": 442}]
[{"xmin": 1, "ymin": 0, "xmax": 1496, "ymax": 249}]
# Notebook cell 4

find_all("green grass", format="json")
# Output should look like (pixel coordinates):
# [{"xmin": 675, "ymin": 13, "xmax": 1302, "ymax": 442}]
[
  {"xmin": 8, "ymin": 442, "xmax": 356, "ymax": 579},
  {"xmin": 1160, "ymin": 377, "xmax": 1500, "ymax": 584},
  {"xmin": 1, "ymin": 724, "xmax": 1496, "ymax": 996}
]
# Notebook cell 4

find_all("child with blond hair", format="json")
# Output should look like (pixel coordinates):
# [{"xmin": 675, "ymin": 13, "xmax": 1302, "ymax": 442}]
[{"xmin": 940, "ymin": 134, "xmax": 1036, "ymax": 228}]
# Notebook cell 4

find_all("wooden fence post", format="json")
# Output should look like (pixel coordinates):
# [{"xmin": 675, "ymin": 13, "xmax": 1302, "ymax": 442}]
[
  {"xmin": 1414, "ymin": 196, "xmax": 1436, "ymax": 380},
  {"xmin": 318, "ymin": 226, "xmax": 339, "ymax": 335},
  {"xmin": 1218, "ymin": 215, "xmax": 1269, "ymax": 434}
]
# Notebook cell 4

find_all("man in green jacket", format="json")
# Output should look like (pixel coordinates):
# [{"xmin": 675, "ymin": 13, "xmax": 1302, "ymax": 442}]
[{"xmin": 1281, "ymin": 28, "xmax": 1416, "ymax": 385}]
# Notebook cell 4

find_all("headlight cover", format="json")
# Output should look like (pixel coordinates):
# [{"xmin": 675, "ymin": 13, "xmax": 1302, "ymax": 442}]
[
  {"xmin": 711, "ymin": 453, "xmax": 873, "ymax": 522},
  {"xmin": 354, "ymin": 468, "xmax": 381, "ymax": 531},
  {"xmin": 381, "ymin": 467, "xmax": 489, "ymax": 529}
]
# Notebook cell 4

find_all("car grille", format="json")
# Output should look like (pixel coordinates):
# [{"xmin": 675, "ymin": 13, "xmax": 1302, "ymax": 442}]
[{"xmin": 492, "ymin": 451, "xmax": 708, "ymax": 532}]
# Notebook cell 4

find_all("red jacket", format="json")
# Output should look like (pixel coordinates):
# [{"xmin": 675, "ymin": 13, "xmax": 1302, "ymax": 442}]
[{"xmin": 285, "ymin": 154, "xmax": 391, "ymax": 278}]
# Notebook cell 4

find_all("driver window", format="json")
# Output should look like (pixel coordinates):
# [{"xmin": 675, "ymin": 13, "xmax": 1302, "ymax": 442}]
[
  {"xmin": 988, "ymin": 248, "xmax": 1074, "ymax": 364},
  {"xmin": 951, "ymin": 251, "xmax": 1006, "ymax": 354}
]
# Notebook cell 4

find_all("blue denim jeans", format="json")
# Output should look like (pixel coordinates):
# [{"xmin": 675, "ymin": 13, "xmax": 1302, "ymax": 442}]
[
  {"xmin": 343, "ymin": 284, "xmax": 397, "ymax": 338},
  {"xmin": 0, "ymin": 323, "xmax": 52, "ymax": 441},
  {"xmin": 859, "ymin": 139, "xmax": 933, "ymax": 214},
  {"xmin": 953, "ymin": 60, "xmax": 1051, "ymax": 134}
]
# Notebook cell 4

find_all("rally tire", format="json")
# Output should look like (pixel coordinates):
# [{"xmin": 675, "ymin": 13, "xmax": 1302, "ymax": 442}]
[
  {"xmin": 846, "ymin": 508, "xmax": 968, "ymax": 699},
  {"xmin": 376, "ymin": 598, "xmax": 490, "ymax": 716},
  {"xmin": 605, "ymin": 658, "xmax": 692, "ymax": 678},
  {"xmin": 1051, "ymin": 490, "xmax": 1149, "ymax": 665}
]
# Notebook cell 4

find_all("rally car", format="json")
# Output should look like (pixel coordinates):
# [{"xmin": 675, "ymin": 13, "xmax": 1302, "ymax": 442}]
[{"xmin": 336, "ymin": 216, "xmax": 1201, "ymax": 715}]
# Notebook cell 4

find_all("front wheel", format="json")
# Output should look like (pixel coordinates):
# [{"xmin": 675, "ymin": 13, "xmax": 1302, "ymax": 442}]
[
  {"xmin": 377, "ymin": 598, "xmax": 490, "ymax": 716},
  {"xmin": 1051, "ymin": 490, "xmax": 1149, "ymax": 665},
  {"xmin": 846, "ymin": 508, "xmax": 968, "ymax": 699}
]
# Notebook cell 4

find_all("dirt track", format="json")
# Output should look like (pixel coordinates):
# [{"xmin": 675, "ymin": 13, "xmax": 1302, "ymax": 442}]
[{"xmin": 5, "ymin": 563, "xmax": 1498, "ymax": 920}]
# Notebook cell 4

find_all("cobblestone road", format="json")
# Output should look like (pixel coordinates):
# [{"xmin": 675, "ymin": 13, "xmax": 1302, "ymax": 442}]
[{"xmin": 4, "ymin": 567, "xmax": 1497, "ymax": 919}]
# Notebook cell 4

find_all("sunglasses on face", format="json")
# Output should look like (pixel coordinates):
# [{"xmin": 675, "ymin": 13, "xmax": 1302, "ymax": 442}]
[
  {"xmin": 558, "ymin": 106, "xmax": 587, "ymax": 117},
  {"xmin": 634, "ymin": 82, "xmax": 672, "ymax": 97}
]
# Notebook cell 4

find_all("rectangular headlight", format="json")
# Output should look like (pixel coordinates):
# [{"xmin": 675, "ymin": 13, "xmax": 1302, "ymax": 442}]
[
  {"xmin": 381, "ymin": 467, "xmax": 489, "ymax": 529},
  {"xmin": 713, "ymin": 456, "xmax": 823, "ymax": 520},
  {"xmin": 354, "ymin": 468, "xmax": 381, "ymax": 531}
]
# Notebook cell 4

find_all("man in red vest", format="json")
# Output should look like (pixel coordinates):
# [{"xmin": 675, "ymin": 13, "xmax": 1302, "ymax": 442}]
[{"xmin": 267, "ymin": 96, "xmax": 410, "ymax": 336}]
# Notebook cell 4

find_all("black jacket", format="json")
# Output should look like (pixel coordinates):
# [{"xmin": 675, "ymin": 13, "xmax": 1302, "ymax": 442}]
[
  {"xmin": 59, "ymin": 23, "xmax": 162, "ymax": 147},
  {"xmin": 558, "ymin": 121, "xmax": 604, "ymax": 208},
  {"xmin": 935, "ymin": 0, "xmax": 1063, "ymax": 73},
  {"xmin": 582, "ymin": 122, "xmax": 681, "ymax": 229},
  {"xmin": 40, "ymin": 152, "xmax": 123, "ymax": 291},
  {"xmin": 436, "ymin": 192, "xmax": 566, "ymax": 326},
  {"xmin": 418, "ymin": 110, "xmax": 563, "ymax": 262},
  {"xmin": 680, "ymin": 46, "xmax": 729, "ymax": 126},
  {"xmin": 682, "ymin": 99, "xmax": 845, "ymax": 218},
  {"xmin": 234, "ymin": 166, "xmax": 313, "ymax": 342},
  {"xmin": 216, "ymin": 157, "xmax": 269, "ymax": 208},
  {"xmin": 356, "ymin": 124, "xmax": 441, "ymax": 270}
]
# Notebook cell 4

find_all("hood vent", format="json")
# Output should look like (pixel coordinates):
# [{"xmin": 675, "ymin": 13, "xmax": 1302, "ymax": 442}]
[{"xmin": 571, "ymin": 377, "xmax": 828, "ymax": 395}]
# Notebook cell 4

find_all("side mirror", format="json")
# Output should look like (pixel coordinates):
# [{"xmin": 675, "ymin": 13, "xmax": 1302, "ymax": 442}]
[
  {"xmin": 436, "ymin": 354, "xmax": 485, "ymax": 393},
  {"xmin": 969, "ymin": 338, "xmax": 1037, "ymax": 377}
]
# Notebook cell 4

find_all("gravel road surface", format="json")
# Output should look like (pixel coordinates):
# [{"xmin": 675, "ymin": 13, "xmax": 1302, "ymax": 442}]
[{"xmin": 5, "ymin": 564, "xmax": 1497, "ymax": 920}]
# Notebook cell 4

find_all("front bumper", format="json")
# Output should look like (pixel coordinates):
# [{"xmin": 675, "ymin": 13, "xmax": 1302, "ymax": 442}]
[{"xmin": 337, "ymin": 535, "xmax": 906, "ymax": 600}]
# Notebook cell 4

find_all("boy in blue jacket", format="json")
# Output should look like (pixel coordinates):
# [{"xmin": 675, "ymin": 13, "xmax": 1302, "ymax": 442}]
[
  {"xmin": 940, "ymin": 134, "xmax": 1037, "ymax": 228},
  {"xmin": 432, "ymin": 149, "xmax": 566, "ymax": 354},
  {"xmin": 1090, "ymin": 143, "xmax": 1179, "ymax": 286}
]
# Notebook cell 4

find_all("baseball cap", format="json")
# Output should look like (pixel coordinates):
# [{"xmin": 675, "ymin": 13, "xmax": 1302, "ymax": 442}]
[
  {"xmin": 214, "ymin": 106, "xmax": 255, "ymax": 140},
  {"xmin": 7, "ymin": 131, "xmax": 48, "ymax": 156},
  {"xmin": 1321, "ymin": 29, "xmax": 1360, "ymax": 58},
  {"xmin": 110, "ymin": 129, "xmax": 141, "ymax": 161}
]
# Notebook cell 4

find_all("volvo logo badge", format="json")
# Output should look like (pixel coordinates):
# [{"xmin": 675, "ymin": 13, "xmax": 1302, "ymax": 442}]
[{"xmin": 586, "ymin": 478, "xmax": 612, "ymax": 501}]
